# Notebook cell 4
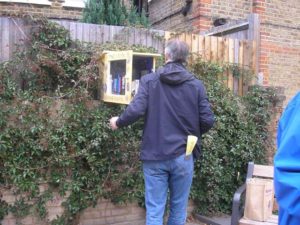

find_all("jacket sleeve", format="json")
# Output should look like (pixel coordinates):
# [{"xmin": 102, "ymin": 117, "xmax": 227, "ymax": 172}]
[
  {"xmin": 198, "ymin": 83, "xmax": 215, "ymax": 134},
  {"xmin": 116, "ymin": 76, "xmax": 149, "ymax": 128}
]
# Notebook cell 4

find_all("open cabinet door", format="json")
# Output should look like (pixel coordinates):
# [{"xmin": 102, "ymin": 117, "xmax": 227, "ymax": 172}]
[{"xmin": 100, "ymin": 50, "xmax": 133, "ymax": 104}]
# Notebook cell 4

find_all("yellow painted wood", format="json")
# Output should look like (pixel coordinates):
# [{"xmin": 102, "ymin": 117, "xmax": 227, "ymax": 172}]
[
  {"xmin": 101, "ymin": 50, "xmax": 133, "ymax": 105},
  {"xmin": 101, "ymin": 51, "xmax": 161, "ymax": 104}
]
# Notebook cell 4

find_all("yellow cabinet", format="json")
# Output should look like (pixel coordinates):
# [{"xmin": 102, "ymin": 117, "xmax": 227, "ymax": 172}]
[{"xmin": 100, "ymin": 50, "xmax": 161, "ymax": 104}]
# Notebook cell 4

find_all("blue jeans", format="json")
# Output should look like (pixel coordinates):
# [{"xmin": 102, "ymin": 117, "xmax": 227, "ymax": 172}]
[{"xmin": 143, "ymin": 154, "xmax": 194, "ymax": 225}]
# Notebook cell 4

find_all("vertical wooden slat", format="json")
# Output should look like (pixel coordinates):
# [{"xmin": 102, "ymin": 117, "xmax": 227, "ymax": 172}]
[
  {"xmin": 140, "ymin": 28, "xmax": 147, "ymax": 47},
  {"xmin": 76, "ymin": 22, "xmax": 83, "ymax": 42},
  {"xmin": 135, "ymin": 27, "xmax": 141, "ymax": 45},
  {"xmin": 243, "ymin": 40, "xmax": 251, "ymax": 95},
  {"xmin": 238, "ymin": 41, "xmax": 244, "ymax": 96},
  {"xmin": 97, "ymin": 26, "xmax": 104, "ymax": 44},
  {"xmin": 185, "ymin": 33, "xmax": 192, "ymax": 50},
  {"xmin": 89, "ymin": 24, "xmax": 97, "ymax": 43},
  {"xmin": 249, "ymin": 41, "xmax": 256, "ymax": 85},
  {"xmin": 146, "ymin": 29, "xmax": 153, "ymax": 48},
  {"xmin": 2, "ymin": 17, "xmax": 10, "ymax": 62},
  {"xmin": 228, "ymin": 38, "xmax": 234, "ymax": 90},
  {"xmin": 217, "ymin": 37, "xmax": 224, "ymax": 63},
  {"xmin": 223, "ymin": 38, "xmax": 229, "ymax": 86},
  {"xmin": 69, "ymin": 21, "xmax": 76, "ymax": 41},
  {"xmin": 204, "ymin": 36, "xmax": 211, "ymax": 61},
  {"xmin": 83, "ymin": 23, "xmax": 90, "ymax": 42},
  {"xmin": 210, "ymin": 36, "xmax": 218, "ymax": 62},
  {"xmin": 191, "ymin": 34, "xmax": 199, "ymax": 54},
  {"xmin": 0, "ymin": 18, "xmax": 3, "ymax": 61},
  {"xmin": 198, "ymin": 35, "xmax": 205, "ymax": 59},
  {"xmin": 233, "ymin": 39, "xmax": 240, "ymax": 94}
]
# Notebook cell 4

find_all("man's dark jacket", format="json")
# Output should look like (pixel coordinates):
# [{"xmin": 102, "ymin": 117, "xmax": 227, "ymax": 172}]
[{"xmin": 116, "ymin": 62, "xmax": 215, "ymax": 161}]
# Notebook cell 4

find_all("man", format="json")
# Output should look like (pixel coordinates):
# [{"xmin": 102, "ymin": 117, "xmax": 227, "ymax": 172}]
[
  {"xmin": 109, "ymin": 39, "xmax": 214, "ymax": 225},
  {"xmin": 274, "ymin": 92, "xmax": 300, "ymax": 225}
]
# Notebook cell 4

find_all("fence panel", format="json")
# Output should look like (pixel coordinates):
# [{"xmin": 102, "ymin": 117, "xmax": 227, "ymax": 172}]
[
  {"xmin": 1, "ymin": 17, "xmax": 257, "ymax": 95},
  {"xmin": 165, "ymin": 31, "xmax": 257, "ymax": 95}
]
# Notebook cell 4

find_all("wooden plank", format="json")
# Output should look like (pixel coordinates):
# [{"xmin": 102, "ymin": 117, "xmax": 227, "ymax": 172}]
[
  {"xmin": 103, "ymin": 25, "xmax": 110, "ymax": 43},
  {"xmin": 0, "ymin": 18, "xmax": 3, "ymax": 61},
  {"xmin": 204, "ymin": 36, "xmax": 211, "ymax": 61},
  {"xmin": 140, "ymin": 28, "xmax": 147, "ymax": 47},
  {"xmin": 1, "ymin": 17, "xmax": 10, "ymax": 62},
  {"xmin": 217, "ymin": 37, "xmax": 224, "ymax": 62},
  {"xmin": 185, "ymin": 33, "xmax": 192, "ymax": 63},
  {"xmin": 75, "ymin": 22, "xmax": 83, "ymax": 42},
  {"xmin": 228, "ymin": 38, "xmax": 234, "ymax": 90},
  {"xmin": 238, "ymin": 40, "xmax": 244, "ymax": 96},
  {"xmin": 242, "ymin": 40, "xmax": 251, "ymax": 95},
  {"xmin": 185, "ymin": 33, "xmax": 193, "ymax": 50},
  {"xmin": 191, "ymin": 34, "xmax": 199, "ymax": 61},
  {"xmin": 253, "ymin": 165, "xmax": 274, "ymax": 178},
  {"xmin": 83, "ymin": 23, "xmax": 90, "ymax": 42},
  {"xmin": 129, "ymin": 27, "xmax": 136, "ymax": 46},
  {"xmin": 233, "ymin": 39, "xmax": 239, "ymax": 94},
  {"xmin": 217, "ymin": 37, "xmax": 225, "ymax": 81},
  {"xmin": 251, "ymin": 40, "xmax": 257, "ymax": 85},
  {"xmin": 89, "ymin": 24, "xmax": 97, "ymax": 43},
  {"xmin": 69, "ymin": 21, "xmax": 76, "ymax": 41},
  {"xmin": 210, "ymin": 36, "xmax": 218, "ymax": 62},
  {"xmin": 223, "ymin": 37, "xmax": 229, "ymax": 86},
  {"xmin": 191, "ymin": 34, "xmax": 199, "ymax": 54},
  {"xmin": 198, "ymin": 35, "xmax": 205, "ymax": 59},
  {"xmin": 146, "ymin": 29, "xmax": 153, "ymax": 48},
  {"xmin": 96, "ymin": 24, "xmax": 103, "ymax": 44},
  {"xmin": 135, "ymin": 27, "xmax": 142, "ymax": 45}
]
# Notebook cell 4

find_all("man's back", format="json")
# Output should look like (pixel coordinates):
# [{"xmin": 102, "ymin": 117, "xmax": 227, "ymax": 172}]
[{"xmin": 140, "ymin": 62, "xmax": 214, "ymax": 160}]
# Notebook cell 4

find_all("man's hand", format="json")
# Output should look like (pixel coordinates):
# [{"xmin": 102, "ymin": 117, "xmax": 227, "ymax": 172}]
[{"xmin": 109, "ymin": 116, "xmax": 119, "ymax": 130}]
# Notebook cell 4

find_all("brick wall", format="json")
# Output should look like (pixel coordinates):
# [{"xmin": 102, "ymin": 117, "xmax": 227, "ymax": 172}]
[
  {"xmin": 1, "ymin": 184, "xmax": 195, "ymax": 225},
  {"xmin": 0, "ymin": 0, "xmax": 83, "ymax": 20},
  {"xmin": 255, "ymin": 0, "xmax": 300, "ymax": 105},
  {"xmin": 148, "ymin": 0, "xmax": 194, "ymax": 32},
  {"xmin": 149, "ymin": 0, "xmax": 300, "ymax": 105}
]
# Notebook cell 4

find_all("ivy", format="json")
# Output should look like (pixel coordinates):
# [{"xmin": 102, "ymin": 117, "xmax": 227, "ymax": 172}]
[{"xmin": 0, "ymin": 17, "xmax": 278, "ymax": 222}]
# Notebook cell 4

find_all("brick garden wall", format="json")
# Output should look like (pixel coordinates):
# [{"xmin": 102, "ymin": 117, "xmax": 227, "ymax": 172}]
[
  {"xmin": 149, "ymin": 0, "xmax": 300, "ymax": 106},
  {"xmin": 1, "ymin": 184, "xmax": 195, "ymax": 225},
  {"xmin": 148, "ymin": 0, "xmax": 195, "ymax": 32},
  {"xmin": 0, "ymin": 0, "xmax": 82, "ymax": 20}
]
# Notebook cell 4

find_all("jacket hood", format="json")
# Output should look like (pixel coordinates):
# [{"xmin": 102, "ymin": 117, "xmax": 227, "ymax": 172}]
[{"xmin": 159, "ymin": 62, "xmax": 194, "ymax": 85}]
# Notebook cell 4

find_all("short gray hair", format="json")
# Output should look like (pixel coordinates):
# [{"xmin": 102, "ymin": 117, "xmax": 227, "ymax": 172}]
[{"xmin": 165, "ymin": 39, "xmax": 189, "ymax": 63}]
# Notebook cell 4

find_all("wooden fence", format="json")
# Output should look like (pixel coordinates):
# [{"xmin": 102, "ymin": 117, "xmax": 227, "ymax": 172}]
[
  {"xmin": 0, "ymin": 16, "xmax": 258, "ymax": 95},
  {"xmin": 166, "ymin": 32, "xmax": 257, "ymax": 95}
]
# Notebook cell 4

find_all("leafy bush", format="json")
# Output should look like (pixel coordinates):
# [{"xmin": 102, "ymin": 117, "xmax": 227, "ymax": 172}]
[
  {"xmin": 0, "ymin": 18, "xmax": 278, "ymax": 222},
  {"xmin": 189, "ymin": 60, "xmax": 277, "ymax": 214}
]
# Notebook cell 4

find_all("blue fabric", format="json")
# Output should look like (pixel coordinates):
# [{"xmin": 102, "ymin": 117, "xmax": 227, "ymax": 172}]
[
  {"xmin": 143, "ymin": 154, "xmax": 194, "ymax": 225},
  {"xmin": 274, "ymin": 92, "xmax": 300, "ymax": 225},
  {"xmin": 117, "ymin": 62, "xmax": 215, "ymax": 160}
]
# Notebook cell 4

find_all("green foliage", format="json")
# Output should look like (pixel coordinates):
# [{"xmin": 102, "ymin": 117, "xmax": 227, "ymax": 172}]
[
  {"xmin": 82, "ymin": 0, "xmax": 149, "ymax": 27},
  {"xmin": 0, "ymin": 17, "xmax": 277, "ymax": 222},
  {"xmin": 189, "ymin": 59, "xmax": 277, "ymax": 214}
]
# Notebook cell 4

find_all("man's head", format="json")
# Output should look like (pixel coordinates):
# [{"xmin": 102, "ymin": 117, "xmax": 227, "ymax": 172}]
[{"xmin": 164, "ymin": 39, "xmax": 189, "ymax": 63}]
